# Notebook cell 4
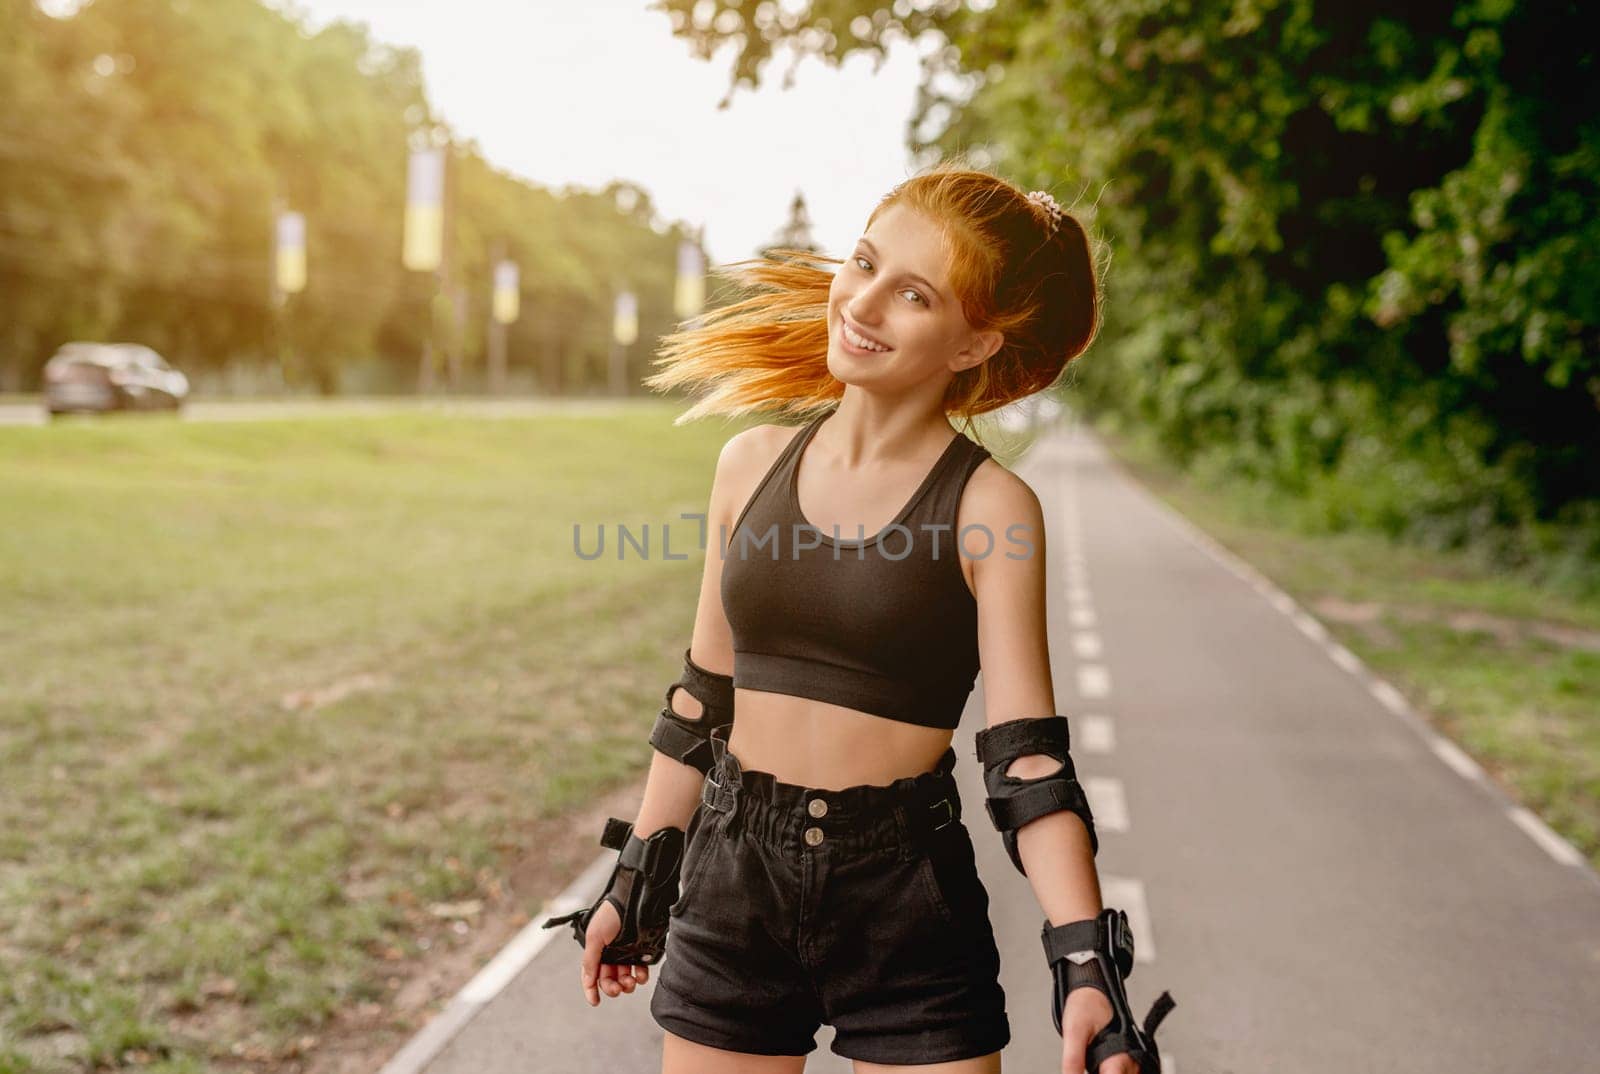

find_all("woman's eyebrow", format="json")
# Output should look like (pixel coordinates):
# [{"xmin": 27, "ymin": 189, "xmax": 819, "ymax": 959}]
[{"xmin": 856, "ymin": 238, "xmax": 945, "ymax": 302}]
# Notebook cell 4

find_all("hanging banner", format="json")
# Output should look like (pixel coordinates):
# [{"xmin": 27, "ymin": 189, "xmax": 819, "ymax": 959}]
[
  {"xmin": 274, "ymin": 211, "xmax": 306, "ymax": 295},
  {"xmin": 613, "ymin": 290, "xmax": 638, "ymax": 346},
  {"xmin": 492, "ymin": 260, "xmax": 520, "ymax": 325},
  {"xmin": 673, "ymin": 239, "xmax": 705, "ymax": 319},
  {"xmin": 403, "ymin": 147, "xmax": 445, "ymax": 272}
]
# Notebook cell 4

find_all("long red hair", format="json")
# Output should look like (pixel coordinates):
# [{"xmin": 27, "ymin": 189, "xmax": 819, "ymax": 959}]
[{"xmin": 644, "ymin": 155, "xmax": 1101, "ymax": 430}]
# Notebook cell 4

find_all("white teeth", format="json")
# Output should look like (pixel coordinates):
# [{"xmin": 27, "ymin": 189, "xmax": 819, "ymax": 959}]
[{"xmin": 843, "ymin": 322, "xmax": 889, "ymax": 352}]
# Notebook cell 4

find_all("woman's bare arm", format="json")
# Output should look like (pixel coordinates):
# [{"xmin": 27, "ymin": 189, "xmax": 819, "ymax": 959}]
[
  {"xmin": 582, "ymin": 427, "xmax": 763, "ymax": 1004},
  {"xmin": 968, "ymin": 467, "xmax": 1102, "ymax": 923},
  {"xmin": 629, "ymin": 426, "xmax": 756, "ymax": 837}
]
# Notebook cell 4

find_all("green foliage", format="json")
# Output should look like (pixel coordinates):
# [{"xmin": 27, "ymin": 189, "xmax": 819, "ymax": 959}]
[
  {"xmin": 654, "ymin": 0, "xmax": 1599, "ymax": 566},
  {"xmin": 0, "ymin": 0, "xmax": 700, "ymax": 395}
]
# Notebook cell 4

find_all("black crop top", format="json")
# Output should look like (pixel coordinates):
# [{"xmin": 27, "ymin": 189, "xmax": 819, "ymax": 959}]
[{"xmin": 719, "ymin": 408, "xmax": 992, "ymax": 731}]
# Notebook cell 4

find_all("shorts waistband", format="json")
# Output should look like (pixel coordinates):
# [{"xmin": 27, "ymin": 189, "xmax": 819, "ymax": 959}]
[{"xmin": 699, "ymin": 726, "xmax": 962, "ymax": 858}]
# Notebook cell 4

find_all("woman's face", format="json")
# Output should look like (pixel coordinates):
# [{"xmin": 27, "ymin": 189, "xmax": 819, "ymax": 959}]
[{"xmin": 826, "ymin": 201, "xmax": 1000, "ymax": 390}]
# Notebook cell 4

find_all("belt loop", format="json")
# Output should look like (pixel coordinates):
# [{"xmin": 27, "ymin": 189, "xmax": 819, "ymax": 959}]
[{"xmin": 891, "ymin": 803, "xmax": 915, "ymax": 863}]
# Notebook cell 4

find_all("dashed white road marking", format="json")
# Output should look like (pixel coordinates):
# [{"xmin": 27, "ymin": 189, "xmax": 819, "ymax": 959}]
[
  {"xmin": 1100, "ymin": 875, "xmax": 1155, "ymax": 963},
  {"xmin": 1076, "ymin": 664, "xmax": 1111, "ymax": 698},
  {"xmin": 1078, "ymin": 715, "xmax": 1115, "ymax": 753},
  {"xmin": 1508, "ymin": 807, "xmax": 1587, "ymax": 867},
  {"xmin": 1072, "ymin": 631, "xmax": 1103, "ymax": 660},
  {"xmin": 1069, "ymin": 606, "xmax": 1097, "ymax": 628},
  {"xmin": 1083, "ymin": 777, "xmax": 1129, "ymax": 832},
  {"xmin": 1065, "ymin": 584, "xmax": 1094, "ymax": 606}
]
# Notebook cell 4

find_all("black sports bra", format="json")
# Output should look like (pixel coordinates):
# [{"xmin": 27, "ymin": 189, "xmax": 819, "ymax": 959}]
[{"xmin": 719, "ymin": 408, "xmax": 992, "ymax": 731}]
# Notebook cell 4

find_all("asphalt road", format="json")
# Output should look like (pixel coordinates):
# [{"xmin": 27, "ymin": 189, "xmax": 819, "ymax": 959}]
[{"xmin": 390, "ymin": 414, "xmax": 1600, "ymax": 1073}]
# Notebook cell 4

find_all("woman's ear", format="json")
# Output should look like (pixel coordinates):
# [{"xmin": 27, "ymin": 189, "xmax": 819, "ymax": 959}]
[{"xmin": 952, "ymin": 328, "xmax": 1004, "ymax": 373}]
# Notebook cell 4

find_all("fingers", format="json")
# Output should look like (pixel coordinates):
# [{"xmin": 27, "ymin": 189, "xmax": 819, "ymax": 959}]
[
  {"xmin": 1059, "ymin": 1013, "xmax": 1089, "ymax": 1074},
  {"xmin": 1060, "ymin": 1031, "xmax": 1086, "ymax": 1074},
  {"xmin": 581, "ymin": 930, "xmax": 603, "ymax": 1006},
  {"xmin": 1097, "ymin": 1057, "xmax": 1140, "ymax": 1074},
  {"xmin": 579, "ymin": 926, "xmax": 649, "ymax": 1006}
]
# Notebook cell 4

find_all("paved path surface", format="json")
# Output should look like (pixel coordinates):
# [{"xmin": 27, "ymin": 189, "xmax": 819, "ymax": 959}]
[{"xmin": 389, "ymin": 414, "xmax": 1600, "ymax": 1073}]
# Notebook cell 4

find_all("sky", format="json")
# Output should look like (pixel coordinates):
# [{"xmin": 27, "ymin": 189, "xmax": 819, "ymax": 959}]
[{"xmin": 282, "ymin": 0, "xmax": 932, "ymax": 266}]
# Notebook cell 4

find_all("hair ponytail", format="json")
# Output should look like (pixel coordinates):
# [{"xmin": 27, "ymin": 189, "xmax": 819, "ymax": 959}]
[{"xmin": 646, "ymin": 154, "xmax": 1103, "ymax": 426}]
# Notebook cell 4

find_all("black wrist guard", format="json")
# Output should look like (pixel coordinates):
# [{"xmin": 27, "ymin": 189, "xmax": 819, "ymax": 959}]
[
  {"xmin": 540, "ymin": 817, "xmax": 685, "ymax": 965},
  {"xmin": 1042, "ymin": 908, "xmax": 1176, "ymax": 1072},
  {"xmin": 649, "ymin": 647, "xmax": 735, "ymax": 775},
  {"xmin": 974, "ymin": 715, "xmax": 1097, "ymax": 874}
]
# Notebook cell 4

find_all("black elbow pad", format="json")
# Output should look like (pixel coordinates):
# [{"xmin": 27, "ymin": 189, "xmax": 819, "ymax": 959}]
[
  {"xmin": 648, "ymin": 647, "xmax": 734, "ymax": 775},
  {"xmin": 974, "ymin": 715, "xmax": 1097, "ymax": 874}
]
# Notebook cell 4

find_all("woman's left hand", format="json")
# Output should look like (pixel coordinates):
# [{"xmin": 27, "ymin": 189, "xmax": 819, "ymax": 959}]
[{"xmin": 1060, "ymin": 986, "xmax": 1140, "ymax": 1074}]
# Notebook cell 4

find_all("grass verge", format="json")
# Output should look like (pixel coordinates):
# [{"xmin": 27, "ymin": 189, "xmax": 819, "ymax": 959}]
[{"xmin": 0, "ymin": 404, "xmax": 743, "ymax": 1071}]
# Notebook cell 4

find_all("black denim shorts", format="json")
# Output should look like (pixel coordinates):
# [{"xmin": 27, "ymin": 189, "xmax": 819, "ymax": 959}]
[{"xmin": 649, "ymin": 732, "xmax": 1010, "ymax": 1063}]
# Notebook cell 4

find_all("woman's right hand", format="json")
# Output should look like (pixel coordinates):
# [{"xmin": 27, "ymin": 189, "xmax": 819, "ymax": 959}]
[{"xmin": 579, "ymin": 898, "xmax": 649, "ymax": 1005}]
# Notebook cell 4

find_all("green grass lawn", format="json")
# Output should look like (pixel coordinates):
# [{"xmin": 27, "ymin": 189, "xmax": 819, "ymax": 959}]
[
  {"xmin": 0, "ymin": 405, "xmax": 746, "ymax": 1072},
  {"xmin": 1088, "ymin": 414, "xmax": 1600, "ymax": 873}
]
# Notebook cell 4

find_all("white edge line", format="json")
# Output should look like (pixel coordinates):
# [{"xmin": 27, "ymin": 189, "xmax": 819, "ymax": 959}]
[
  {"xmin": 1428, "ymin": 735, "xmax": 1484, "ymax": 783},
  {"xmin": 376, "ymin": 848, "xmax": 616, "ymax": 1074},
  {"xmin": 1085, "ymin": 422, "xmax": 1599, "ymax": 887},
  {"xmin": 1508, "ymin": 807, "xmax": 1587, "ymax": 867}
]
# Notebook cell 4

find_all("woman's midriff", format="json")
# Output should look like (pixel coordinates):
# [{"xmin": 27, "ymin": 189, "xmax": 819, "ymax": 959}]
[{"xmin": 726, "ymin": 689, "xmax": 957, "ymax": 789}]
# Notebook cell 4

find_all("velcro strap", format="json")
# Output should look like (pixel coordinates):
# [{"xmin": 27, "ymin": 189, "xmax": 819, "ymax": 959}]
[
  {"xmin": 649, "ymin": 710, "xmax": 717, "ymax": 772},
  {"xmin": 617, "ymin": 832, "xmax": 647, "ymax": 872},
  {"xmin": 985, "ymin": 778, "xmax": 1089, "ymax": 830},
  {"xmin": 975, "ymin": 715, "xmax": 1071, "ymax": 765},
  {"xmin": 1043, "ymin": 910, "xmax": 1133, "ymax": 980},
  {"xmin": 1041, "ymin": 917, "xmax": 1105, "ymax": 965},
  {"xmin": 600, "ymin": 817, "xmax": 633, "ymax": 852},
  {"xmin": 1085, "ymin": 1031, "xmax": 1146, "ymax": 1073}
]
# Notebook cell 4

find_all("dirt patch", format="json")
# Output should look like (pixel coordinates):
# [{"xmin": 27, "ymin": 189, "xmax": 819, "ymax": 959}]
[
  {"xmin": 1310, "ymin": 597, "xmax": 1600, "ymax": 652},
  {"xmin": 236, "ymin": 778, "xmax": 648, "ymax": 1074}
]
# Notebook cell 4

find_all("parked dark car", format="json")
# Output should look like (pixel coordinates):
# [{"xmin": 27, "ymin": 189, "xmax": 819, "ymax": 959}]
[{"xmin": 42, "ymin": 343, "xmax": 189, "ymax": 416}]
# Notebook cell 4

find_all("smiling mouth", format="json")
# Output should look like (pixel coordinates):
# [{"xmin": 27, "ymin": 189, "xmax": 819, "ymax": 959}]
[{"xmin": 840, "ymin": 318, "xmax": 892, "ymax": 353}]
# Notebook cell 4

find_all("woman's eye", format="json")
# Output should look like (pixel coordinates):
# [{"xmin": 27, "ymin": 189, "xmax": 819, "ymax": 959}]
[{"xmin": 855, "ymin": 256, "xmax": 927, "ymax": 306}]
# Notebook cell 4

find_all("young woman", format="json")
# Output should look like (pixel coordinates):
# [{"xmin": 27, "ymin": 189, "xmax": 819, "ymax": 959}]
[{"xmin": 544, "ymin": 159, "xmax": 1174, "ymax": 1073}]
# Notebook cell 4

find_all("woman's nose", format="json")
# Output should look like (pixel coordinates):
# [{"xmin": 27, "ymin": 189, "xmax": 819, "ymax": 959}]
[{"xmin": 847, "ymin": 291, "xmax": 889, "ymax": 326}]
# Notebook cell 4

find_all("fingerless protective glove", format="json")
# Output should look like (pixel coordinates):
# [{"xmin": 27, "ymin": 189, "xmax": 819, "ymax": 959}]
[
  {"xmin": 1043, "ymin": 907, "xmax": 1176, "ymax": 1072},
  {"xmin": 541, "ymin": 817, "xmax": 685, "ymax": 965}
]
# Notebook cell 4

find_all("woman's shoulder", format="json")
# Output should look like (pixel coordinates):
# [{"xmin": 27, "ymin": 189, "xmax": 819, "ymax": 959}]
[
  {"xmin": 958, "ymin": 452, "xmax": 1043, "ymax": 538},
  {"xmin": 717, "ymin": 422, "xmax": 797, "ymax": 479},
  {"xmin": 707, "ymin": 422, "xmax": 801, "ymax": 524}
]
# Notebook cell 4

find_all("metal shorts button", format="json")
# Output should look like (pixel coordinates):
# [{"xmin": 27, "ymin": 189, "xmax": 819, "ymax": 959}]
[
  {"xmin": 804, "ymin": 826, "xmax": 824, "ymax": 847},
  {"xmin": 807, "ymin": 798, "xmax": 828, "ymax": 818}
]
